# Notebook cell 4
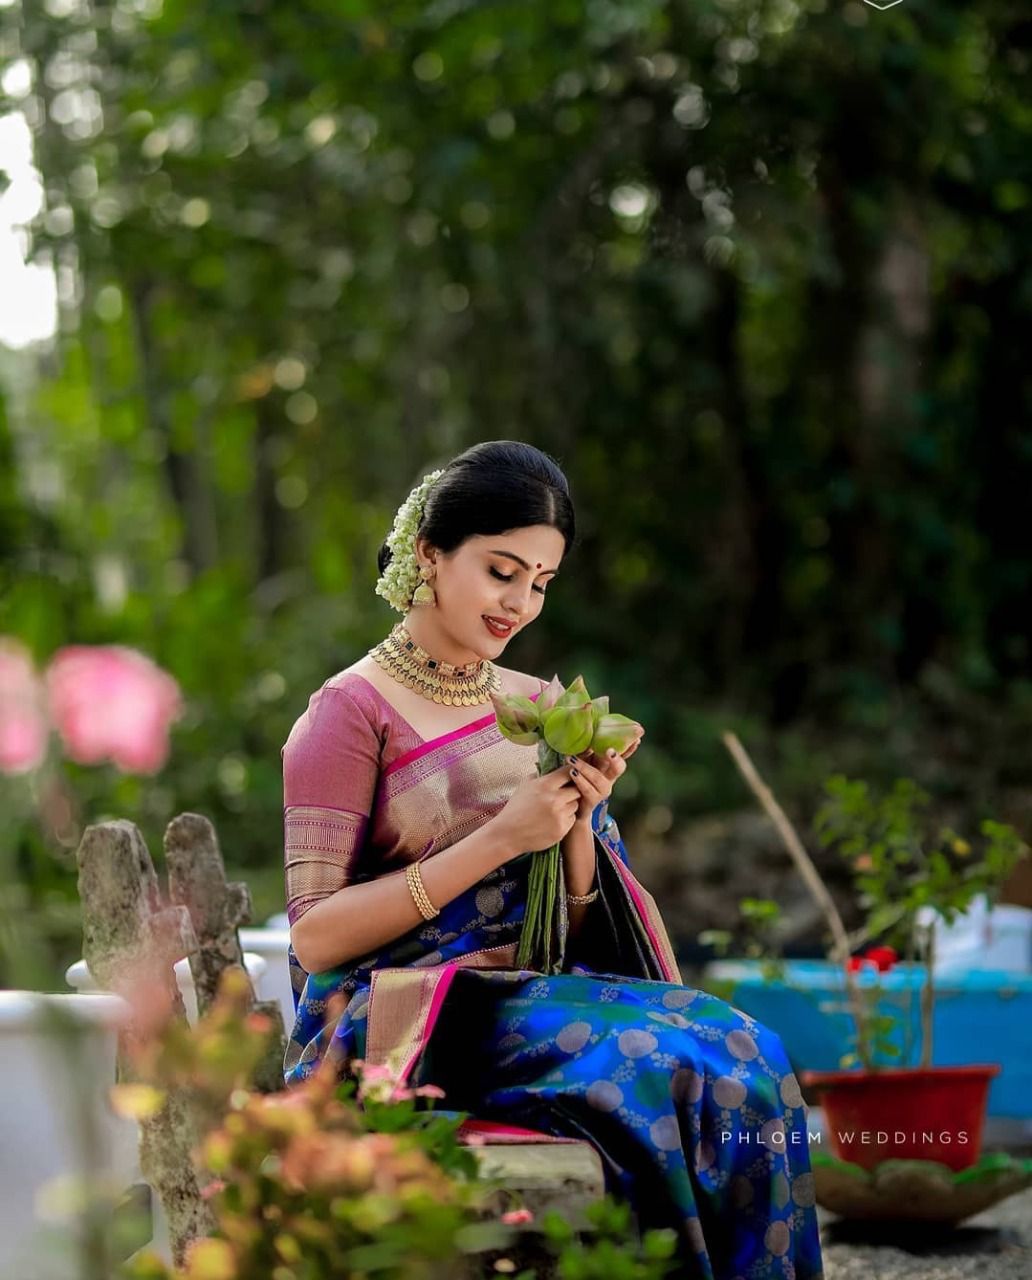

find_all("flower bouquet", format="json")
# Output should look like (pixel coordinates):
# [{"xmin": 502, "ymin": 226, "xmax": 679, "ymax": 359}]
[{"xmin": 491, "ymin": 674, "xmax": 641, "ymax": 974}]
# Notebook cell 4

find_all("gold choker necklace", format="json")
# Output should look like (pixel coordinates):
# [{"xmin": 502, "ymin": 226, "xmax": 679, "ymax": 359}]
[{"xmin": 367, "ymin": 621, "xmax": 501, "ymax": 706}]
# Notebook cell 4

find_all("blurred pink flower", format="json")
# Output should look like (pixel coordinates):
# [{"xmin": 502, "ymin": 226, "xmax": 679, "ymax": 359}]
[
  {"xmin": 0, "ymin": 638, "xmax": 49, "ymax": 774},
  {"xmin": 45, "ymin": 645, "xmax": 182, "ymax": 774},
  {"xmin": 501, "ymin": 1208, "xmax": 534, "ymax": 1226},
  {"xmin": 413, "ymin": 1083, "xmax": 446, "ymax": 1099}
]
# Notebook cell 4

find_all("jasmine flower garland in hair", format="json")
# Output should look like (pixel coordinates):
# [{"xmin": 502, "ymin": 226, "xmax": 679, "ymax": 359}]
[
  {"xmin": 491, "ymin": 674, "xmax": 642, "ymax": 974},
  {"xmin": 374, "ymin": 468, "xmax": 445, "ymax": 613}
]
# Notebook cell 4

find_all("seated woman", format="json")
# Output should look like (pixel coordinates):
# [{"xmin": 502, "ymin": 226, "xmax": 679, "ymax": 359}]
[{"xmin": 282, "ymin": 439, "xmax": 824, "ymax": 1280}]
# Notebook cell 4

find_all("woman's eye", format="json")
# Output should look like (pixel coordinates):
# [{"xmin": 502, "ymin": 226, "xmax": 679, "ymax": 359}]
[{"xmin": 490, "ymin": 567, "xmax": 547, "ymax": 596}]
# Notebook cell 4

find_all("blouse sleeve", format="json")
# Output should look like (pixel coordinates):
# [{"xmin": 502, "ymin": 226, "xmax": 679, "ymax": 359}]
[{"xmin": 281, "ymin": 682, "xmax": 382, "ymax": 927}]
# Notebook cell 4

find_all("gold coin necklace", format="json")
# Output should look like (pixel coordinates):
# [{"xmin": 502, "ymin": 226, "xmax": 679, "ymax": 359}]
[{"xmin": 367, "ymin": 621, "xmax": 501, "ymax": 706}]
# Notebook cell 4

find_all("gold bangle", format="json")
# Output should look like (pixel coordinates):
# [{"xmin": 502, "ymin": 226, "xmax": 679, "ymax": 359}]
[
  {"xmin": 406, "ymin": 861, "xmax": 439, "ymax": 920},
  {"xmin": 567, "ymin": 873, "xmax": 599, "ymax": 906}
]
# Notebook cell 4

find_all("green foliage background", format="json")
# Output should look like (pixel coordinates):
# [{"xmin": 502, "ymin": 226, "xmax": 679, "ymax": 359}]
[{"xmin": 1, "ymin": 0, "xmax": 1030, "ymax": 985}]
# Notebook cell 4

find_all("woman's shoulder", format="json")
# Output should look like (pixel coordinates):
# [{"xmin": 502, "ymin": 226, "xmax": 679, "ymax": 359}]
[
  {"xmin": 283, "ymin": 664, "xmax": 385, "ymax": 749},
  {"xmin": 494, "ymin": 665, "xmax": 548, "ymax": 698}
]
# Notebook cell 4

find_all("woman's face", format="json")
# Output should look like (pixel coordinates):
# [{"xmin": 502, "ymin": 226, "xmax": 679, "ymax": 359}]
[{"xmin": 412, "ymin": 525, "xmax": 565, "ymax": 663}]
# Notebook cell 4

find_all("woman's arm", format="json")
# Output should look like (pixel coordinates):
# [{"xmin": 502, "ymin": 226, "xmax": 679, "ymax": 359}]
[
  {"xmin": 290, "ymin": 814, "xmax": 522, "ymax": 973},
  {"xmin": 561, "ymin": 817, "xmax": 598, "ymax": 948}
]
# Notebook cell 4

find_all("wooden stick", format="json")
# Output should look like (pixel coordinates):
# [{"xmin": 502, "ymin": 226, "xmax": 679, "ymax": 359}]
[{"xmin": 722, "ymin": 731, "xmax": 869, "ymax": 1064}]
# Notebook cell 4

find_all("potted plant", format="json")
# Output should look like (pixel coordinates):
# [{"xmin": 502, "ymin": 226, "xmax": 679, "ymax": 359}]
[{"xmin": 721, "ymin": 734, "xmax": 1028, "ymax": 1175}]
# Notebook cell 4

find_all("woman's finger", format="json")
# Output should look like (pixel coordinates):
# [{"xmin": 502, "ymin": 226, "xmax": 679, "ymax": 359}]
[
  {"xmin": 566, "ymin": 753, "xmax": 604, "ymax": 780},
  {"xmin": 568, "ymin": 764, "xmax": 604, "ymax": 802}
]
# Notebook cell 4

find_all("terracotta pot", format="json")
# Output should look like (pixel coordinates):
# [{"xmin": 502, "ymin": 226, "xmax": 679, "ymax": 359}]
[{"xmin": 800, "ymin": 1065, "xmax": 1000, "ymax": 1172}]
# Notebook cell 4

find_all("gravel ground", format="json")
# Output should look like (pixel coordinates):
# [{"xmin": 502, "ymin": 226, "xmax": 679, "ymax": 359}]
[{"xmin": 818, "ymin": 1185, "xmax": 1032, "ymax": 1279}]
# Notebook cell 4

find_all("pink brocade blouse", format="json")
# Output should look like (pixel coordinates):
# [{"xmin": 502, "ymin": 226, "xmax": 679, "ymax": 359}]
[{"xmin": 281, "ymin": 671, "xmax": 547, "ymax": 927}]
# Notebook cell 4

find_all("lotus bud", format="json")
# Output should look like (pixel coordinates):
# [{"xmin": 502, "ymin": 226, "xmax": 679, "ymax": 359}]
[
  {"xmin": 555, "ymin": 673, "xmax": 591, "ymax": 709},
  {"xmin": 490, "ymin": 691, "xmax": 541, "ymax": 745},
  {"xmin": 537, "ymin": 674, "xmax": 565, "ymax": 714},
  {"xmin": 590, "ymin": 713, "xmax": 641, "ymax": 756},
  {"xmin": 542, "ymin": 703, "xmax": 595, "ymax": 756}
]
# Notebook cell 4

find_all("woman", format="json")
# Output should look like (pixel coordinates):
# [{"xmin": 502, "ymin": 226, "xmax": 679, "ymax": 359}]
[{"xmin": 282, "ymin": 440, "xmax": 824, "ymax": 1280}]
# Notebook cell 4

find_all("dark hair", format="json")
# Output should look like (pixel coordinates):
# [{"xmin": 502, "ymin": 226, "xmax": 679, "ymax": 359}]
[{"xmin": 376, "ymin": 440, "xmax": 575, "ymax": 576}]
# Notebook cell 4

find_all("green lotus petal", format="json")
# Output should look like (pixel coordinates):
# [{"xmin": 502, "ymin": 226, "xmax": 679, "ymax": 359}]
[
  {"xmin": 499, "ymin": 727, "xmax": 541, "ymax": 746},
  {"xmin": 588, "ymin": 695, "xmax": 609, "ymax": 732},
  {"xmin": 491, "ymin": 690, "xmax": 542, "ymax": 745},
  {"xmin": 555, "ymin": 674, "xmax": 591, "ymax": 710},
  {"xmin": 542, "ymin": 704, "xmax": 595, "ymax": 755},
  {"xmin": 590, "ymin": 713, "xmax": 641, "ymax": 755}
]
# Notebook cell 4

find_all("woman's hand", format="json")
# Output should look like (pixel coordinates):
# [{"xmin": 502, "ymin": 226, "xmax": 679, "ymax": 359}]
[
  {"xmin": 490, "ymin": 767, "xmax": 582, "ymax": 859},
  {"xmin": 565, "ymin": 727, "xmax": 644, "ymax": 826}
]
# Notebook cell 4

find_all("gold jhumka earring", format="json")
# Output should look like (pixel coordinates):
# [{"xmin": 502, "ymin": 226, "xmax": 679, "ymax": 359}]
[{"xmin": 411, "ymin": 564, "xmax": 437, "ymax": 607}]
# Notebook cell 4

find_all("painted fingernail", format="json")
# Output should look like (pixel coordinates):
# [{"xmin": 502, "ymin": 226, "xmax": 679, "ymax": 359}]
[
  {"xmin": 571, "ymin": 768, "xmax": 579, "ymax": 776},
  {"xmin": 608, "ymin": 749, "xmax": 616, "ymax": 757}
]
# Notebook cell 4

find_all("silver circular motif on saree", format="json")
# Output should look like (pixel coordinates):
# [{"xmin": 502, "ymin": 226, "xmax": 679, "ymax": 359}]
[
  {"xmin": 647, "ymin": 1010, "xmax": 690, "ymax": 1029},
  {"xmin": 713, "ymin": 1075, "xmax": 748, "ymax": 1109},
  {"xmin": 475, "ymin": 887, "xmax": 504, "ymax": 918},
  {"xmin": 730, "ymin": 1174, "xmax": 754, "ymax": 1208},
  {"xmin": 556, "ymin": 1020, "xmax": 593, "ymax": 1053},
  {"xmin": 498, "ymin": 1033, "xmax": 526, "ymax": 1053},
  {"xmin": 671, "ymin": 1067, "xmax": 705, "ymax": 1105},
  {"xmin": 764, "ymin": 1220, "xmax": 791, "ymax": 1257},
  {"xmin": 791, "ymin": 1171, "xmax": 816, "ymax": 1208},
  {"xmin": 649, "ymin": 1114, "xmax": 681, "ymax": 1151},
  {"xmin": 661, "ymin": 989, "xmax": 697, "ymax": 1010},
  {"xmin": 586, "ymin": 1080, "xmax": 623, "ymax": 1112},
  {"xmin": 693, "ymin": 1139, "xmax": 716, "ymax": 1173},
  {"xmin": 760, "ymin": 1118, "xmax": 786, "ymax": 1151},
  {"xmin": 617, "ymin": 1028, "xmax": 658, "ymax": 1058},
  {"xmin": 779, "ymin": 1072, "xmax": 804, "ymax": 1108},
  {"xmin": 725, "ymin": 1029, "xmax": 759, "ymax": 1060}
]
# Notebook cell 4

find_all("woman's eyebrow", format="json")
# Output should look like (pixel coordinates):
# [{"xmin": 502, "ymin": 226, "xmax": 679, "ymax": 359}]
[{"xmin": 489, "ymin": 550, "xmax": 560, "ymax": 576}]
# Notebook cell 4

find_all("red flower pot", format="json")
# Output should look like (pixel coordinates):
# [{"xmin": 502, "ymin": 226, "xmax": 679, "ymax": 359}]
[{"xmin": 800, "ymin": 1065, "xmax": 1000, "ymax": 1172}]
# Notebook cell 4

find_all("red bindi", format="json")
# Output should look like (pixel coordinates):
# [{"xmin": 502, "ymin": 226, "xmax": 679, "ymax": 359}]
[{"xmin": 536, "ymin": 563, "xmax": 541, "ymax": 568}]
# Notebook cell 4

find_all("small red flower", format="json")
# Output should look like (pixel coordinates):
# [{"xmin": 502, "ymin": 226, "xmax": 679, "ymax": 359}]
[
  {"xmin": 864, "ymin": 945, "xmax": 898, "ymax": 972},
  {"xmin": 845, "ymin": 955, "xmax": 872, "ymax": 973}
]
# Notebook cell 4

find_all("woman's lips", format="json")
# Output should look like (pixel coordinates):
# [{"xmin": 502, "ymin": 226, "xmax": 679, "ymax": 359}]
[{"xmin": 483, "ymin": 616, "xmax": 514, "ymax": 637}]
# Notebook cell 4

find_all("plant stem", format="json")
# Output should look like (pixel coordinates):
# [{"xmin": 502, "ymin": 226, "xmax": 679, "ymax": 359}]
[
  {"xmin": 721, "ymin": 731, "xmax": 870, "ymax": 1067},
  {"xmin": 920, "ymin": 922, "xmax": 935, "ymax": 1069}
]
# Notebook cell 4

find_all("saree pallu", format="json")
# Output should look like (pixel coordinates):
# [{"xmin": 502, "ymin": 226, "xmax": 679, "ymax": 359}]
[{"xmin": 284, "ymin": 806, "xmax": 824, "ymax": 1280}]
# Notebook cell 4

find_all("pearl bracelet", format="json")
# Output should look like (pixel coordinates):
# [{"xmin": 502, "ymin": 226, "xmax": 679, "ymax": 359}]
[{"xmin": 567, "ymin": 875, "xmax": 599, "ymax": 906}]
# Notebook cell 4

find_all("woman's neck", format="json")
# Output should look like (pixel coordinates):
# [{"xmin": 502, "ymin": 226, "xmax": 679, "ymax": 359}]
[{"xmin": 398, "ymin": 614, "xmax": 487, "ymax": 670}]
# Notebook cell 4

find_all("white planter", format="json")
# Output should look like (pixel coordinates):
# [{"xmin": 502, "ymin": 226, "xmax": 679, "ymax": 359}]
[
  {"xmin": 239, "ymin": 928, "xmax": 295, "ymax": 1032},
  {"xmin": 0, "ymin": 991, "xmax": 143, "ymax": 1280},
  {"xmin": 65, "ymin": 952, "xmax": 267, "ymax": 1026}
]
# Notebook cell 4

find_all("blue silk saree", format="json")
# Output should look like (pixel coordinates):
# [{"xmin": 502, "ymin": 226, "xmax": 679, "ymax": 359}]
[{"xmin": 281, "ymin": 672, "xmax": 824, "ymax": 1279}]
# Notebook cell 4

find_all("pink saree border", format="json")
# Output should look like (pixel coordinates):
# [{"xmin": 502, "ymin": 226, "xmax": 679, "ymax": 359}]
[
  {"xmin": 381, "ymin": 688, "xmax": 543, "ymax": 779},
  {"xmin": 398, "ymin": 961, "xmax": 461, "ymax": 1083},
  {"xmin": 609, "ymin": 851, "xmax": 681, "ymax": 983}
]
